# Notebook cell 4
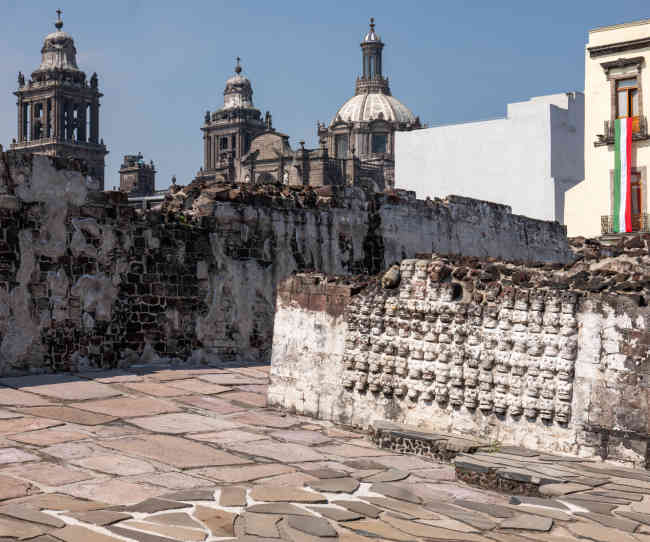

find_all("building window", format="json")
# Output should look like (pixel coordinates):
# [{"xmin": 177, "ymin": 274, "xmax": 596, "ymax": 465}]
[
  {"xmin": 220, "ymin": 137, "xmax": 228, "ymax": 150},
  {"xmin": 335, "ymin": 134, "xmax": 348, "ymax": 158},
  {"xmin": 371, "ymin": 133, "xmax": 387, "ymax": 154},
  {"xmin": 616, "ymin": 77, "xmax": 639, "ymax": 119}
]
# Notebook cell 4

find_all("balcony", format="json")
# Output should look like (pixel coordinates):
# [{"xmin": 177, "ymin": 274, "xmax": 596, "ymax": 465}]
[
  {"xmin": 595, "ymin": 116, "xmax": 649, "ymax": 146},
  {"xmin": 601, "ymin": 213, "xmax": 650, "ymax": 234}
]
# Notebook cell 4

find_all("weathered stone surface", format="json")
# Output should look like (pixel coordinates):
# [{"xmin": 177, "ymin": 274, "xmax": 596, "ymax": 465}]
[
  {"xmin": 567, "ymin": 520, "xmax": 640, "ymax": 542},
  {"xmin": 0, "ymin": 447, "xmax": 39, "ymax": 464},
  {"xmin": 67, "ymin": 510, "xmax": 131, "ymax": 526},
  {"xmin": 177, "ymin": 395, "xmax": 246, "ymax": 414},
  {"xmin": 319, "ymin": 444, "xmax": 392, "ymax": 458},
  {"xmin": 60, "ymin": 479, "xmax": 165, "ymax": 506},
  {"xmin": 101, "ymin": 434, "xmax": 249, "ymax": 468},
  {"xmin": 229, "ymin": 441, "xmax": 325, "ymax": 463},
  {"xmin": 332, "ymin": 500, "xmax": 383, "ymax": 519},
  {"xmin": 72, "ymin": 453, "xmax": 156, "ymax": 476},
  {"xmin": 126, "ymin": 412, "xmax": 239, "ymax": 433},
  {"xmin": 70, "ymin": 397, "xmax": 180, "ymax": 418},
  {"xmin": 3, "ymin": 462, "xmax": 93, "ymax": 486},
  {"xmin": 254, "ymin": 472, "xmax": 319, "ymax": 488},
  {"xmin": 361, "ymin": 497, "xmax": 440, "ymax": 519},
  {"xmin": 243, "ymin": 513, "xmax": 281, "ymax": 538},
  {"xmin": 220, "ymin": 391, "xmax": 267, "ymax": 407},
  {"xmin": 8, "ymin": 428, "xmax": 88, "ymax": 446},
  {"xmin": 0, "ymin": 474, "xmax": 34, "ymax": 501},
  {"xmin": 0, "ymin": 503, "xmax": 65, "ymax": 527},
  {"xmin": 454, "ymin": 500, "xmax": 515, "ymax": 518},
  {"xmin": 380, "ymin": 513, "xmax": 487, "ymax": 540},
  {"xmin": 250, "ymin": 487, "xmax": 327, "ymax": 503},
  {"xmin": 195, "ymin": 463, "xmax": 295, "ymax": 483},
  {"xmin": 0, "ymin": 375, "xmax": 119, "ymax": 400},
  {"xmin": 13, "ymin": 524, "xmax": 75, "ymax": 541},
  {"xmin": 122, "ymin": 381, "xmax": 194, "ymax": 397},
  {"xmin": 269, "ymin": 430, "xmax": 331, "ymax": 445},
  {"xmin": 229, "ymin": 412, "xmax": 300, "ymax": 429},
  {"xmin": 0, "ymin": 416, "xmax": 62, "ymax": 435},
  {"xmin": 147, "ymin": 512, "xmax": 204, "ymax": 529},
  {"xmin": 510, "ymin": 496, "xmax": 570, "ymax": 510},
  {"xmin": 188, "ymin": 429, "xmax": 266, "ymax": 444},
  {"xmin": 161, "ymin": 489, "xmax": 216, "ymax": 501},
  {"xmin": 11, "ymin": 493, "xmax": 109, "ymax": 511},
  {"xmin": 15, "ymin": 406, "xmax": 117, "ymax": 426},
  {"xmin": 118, "ymin": 520, "xmax": 207, "ymax": 541},
  {"xmin": 340, "ymin": 518, "xmax": 416, "ymax": 541},
  {"xmin": 194, "ymin": 506, "xmax": 236, "ymax": 536},
  {"xmin": 307, "ymin": 506, "xmax": 363, "ymax": 521},
  {"xmin": 499, "ymin": 514, "xmax": 553, "ymax": 531},
  {"xmin": 166, "ymin": 378, "xmax": 231, "ymax": 395},
  {"xmin": 363, "ymin": 470, "xmax": 409, "ymax": 483},
  {"xmin": 108, "ymin": 524, "xmax": 189, "ymax": 542},
  {"xmin": 124, "ymin": 497, "xmax": 188, "ymax": 514},
  {"xmin": 0, "ymin": 387, "xmax": 51, "ymax": 406},
  {"xmin": 220, "ymin": 486, "xmax": 247, "ymax": 507},
  {"xmin": 369, "ymin": 483, "xmax": 422, "ymax": 504},
  {"xmin": 247, "ymin": 503, "xmax": 315, "ymax": 516},
  {"xmin": 539, "ymin": 482, "xmax": 592, "ymax": 496},
  {"xmin": 130, "ymin": 471, "xmax": 213, "ymax": 489},
  {"xmin": 308, "ymin": 477, "xmax": 360, "ymax": 493},
  {"xmin": 575, "ymin": 511, "xmax": 639, "ymax": 532},
  {"xmin": 286, "ymin": 515, "xmax": 337, "ymax": 537}
]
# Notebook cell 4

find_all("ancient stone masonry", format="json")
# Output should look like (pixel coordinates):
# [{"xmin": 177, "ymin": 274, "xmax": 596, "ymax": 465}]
[
  {"xmin": 341, "ymin": 260, "xmax": 580, "ymax": 426},
  {"xmin": 0, "ymin": 151, "xmax": 572, "ymax": 376},
  {"xmin": 269, "ymin": 246, "xmax": 650, "ymax": 467}
]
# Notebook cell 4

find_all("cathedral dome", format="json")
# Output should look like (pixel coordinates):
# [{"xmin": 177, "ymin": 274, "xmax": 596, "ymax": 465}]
[
  {"xmin": 223, "ymin": 57, "xmax": 254, "ymax": 110},
  {"xmin": 37, "ymin": 10, "xmax": 80, "ymax": 72},
  {"xmin": 332, "ymin": 92, "xmax": 416, "ymax": 126}
]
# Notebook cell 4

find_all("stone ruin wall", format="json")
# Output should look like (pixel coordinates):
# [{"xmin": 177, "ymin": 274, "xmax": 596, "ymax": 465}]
[
  {"xmin": 268, "ymin": 246, "xmax": 650, "ymax": 467},
  {"xmin": 0, "ymin": 151, "xmax": 572, "ymax": 376}
]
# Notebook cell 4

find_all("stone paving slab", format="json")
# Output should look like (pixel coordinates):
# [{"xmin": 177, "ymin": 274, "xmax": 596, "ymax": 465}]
[
  {"xmin": 0, "ymin": 364, "xmax": 650, "ymax": 541},
  {"xmin": 101, "ymin": 434, "xmax": 250, "ymax": 468},
  {"xmin": 0, "ymin": 374, "xmax": 120, "ymax": 400},
  {"xmin": 70, "ymin": 396, "xmax": 181, "ymax": 417},
  {"xmin": 13, "ymin": 406, "xmax": 118, "ymax": 426},
  {"xmin": 0, "ymin": 386, "xmax": 53, "ymax": 406},
  {"xmin": 7, "ymin": 427, "xmax": 89, "ymax": 446},
  {"xmin": 0, "ymin": 416, "xmax": 63, "ymax": 435}
]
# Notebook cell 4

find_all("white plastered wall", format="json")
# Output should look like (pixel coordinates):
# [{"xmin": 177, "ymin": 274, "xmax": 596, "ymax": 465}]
[{"xmin": 395, "ymin": 93, "xmax": 584, "ymax": 224}]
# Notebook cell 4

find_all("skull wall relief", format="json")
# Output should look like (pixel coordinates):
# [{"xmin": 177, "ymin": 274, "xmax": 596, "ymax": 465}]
[{"xmin": 341, "ymin": 259, "xmax": 578, "ymax": 424}]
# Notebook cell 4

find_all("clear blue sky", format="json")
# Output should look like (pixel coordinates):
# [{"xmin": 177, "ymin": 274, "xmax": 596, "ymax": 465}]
[{"xmin": 0, "ymin": 1, "xmax": 648, "ymax": 190}]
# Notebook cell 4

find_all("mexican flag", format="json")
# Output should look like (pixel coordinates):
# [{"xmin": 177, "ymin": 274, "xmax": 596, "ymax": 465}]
[{"xmin": 613, "ymin": 117, "xmax": 633, "ymax": 233}]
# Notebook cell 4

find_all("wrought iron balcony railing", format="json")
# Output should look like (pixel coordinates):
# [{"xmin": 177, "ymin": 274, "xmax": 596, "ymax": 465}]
[
  {"xmin": 601, "ymin": 213, "xmax": 650, "ymax": 234},
  {"xmin": 595, "ymin": 116, "xmax": 649, "ymax": 146}
]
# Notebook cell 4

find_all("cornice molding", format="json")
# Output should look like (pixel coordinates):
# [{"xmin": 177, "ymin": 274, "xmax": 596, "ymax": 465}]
[{"xmin": 589, "ymin": 37, "xmax": 650, "ymax": 58}]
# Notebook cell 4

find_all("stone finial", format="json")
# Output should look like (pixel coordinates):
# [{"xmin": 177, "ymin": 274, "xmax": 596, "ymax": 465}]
[
  {"xmin": 55, "ymin": 9, "xmax": 63, "ymax": 30},
  {"xmin": 235, "ymin": 56, "xmax": 242, "ymax": 74}
]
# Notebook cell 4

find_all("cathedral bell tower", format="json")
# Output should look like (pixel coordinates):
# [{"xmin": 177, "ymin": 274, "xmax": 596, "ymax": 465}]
[
  {"xmin": 11, "ymin": 10, "xmax": 108, "ymax": 189},
  {"xmin": 355, "ymin": 18, "xmax": 390, "ymax": 95}
]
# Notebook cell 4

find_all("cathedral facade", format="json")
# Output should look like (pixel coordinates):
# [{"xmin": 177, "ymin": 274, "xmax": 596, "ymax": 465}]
[
  {"xmin": 10, "ymin": 11, "xmax": 108, "ymax": 189},
  {"xmin": 196, "ymin": 19, "xmax": 420, "ymax": 192}
]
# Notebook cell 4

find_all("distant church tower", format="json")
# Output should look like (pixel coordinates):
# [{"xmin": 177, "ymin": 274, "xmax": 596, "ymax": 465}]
[
  {"xmin": 196, "ymin": 58, "xmax": 268, "ymax": 183},
  {"xmin": 119, "ymin": 153, "xmax": 156, "ymax": 196},
  {"xmin": 11, "ymin": 10, "xmax": 108, "ymax": 189}
]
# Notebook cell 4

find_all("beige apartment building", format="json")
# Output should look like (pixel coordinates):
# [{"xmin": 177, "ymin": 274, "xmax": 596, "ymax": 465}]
[{"xmin": 566, "ymin": 19, "xmax": 650, "ymax": 237}]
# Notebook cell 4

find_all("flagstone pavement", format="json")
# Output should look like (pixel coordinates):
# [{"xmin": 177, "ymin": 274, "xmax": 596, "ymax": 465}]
[{"xmin": 0, "ymin": 363, "xmax": 650, "ymax": 541}]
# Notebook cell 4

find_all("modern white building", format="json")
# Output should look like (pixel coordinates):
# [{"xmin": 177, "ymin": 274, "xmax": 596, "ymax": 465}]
[{"xmin": 395, "ymin": 93, "xmax": 584, "ymax": 223}]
